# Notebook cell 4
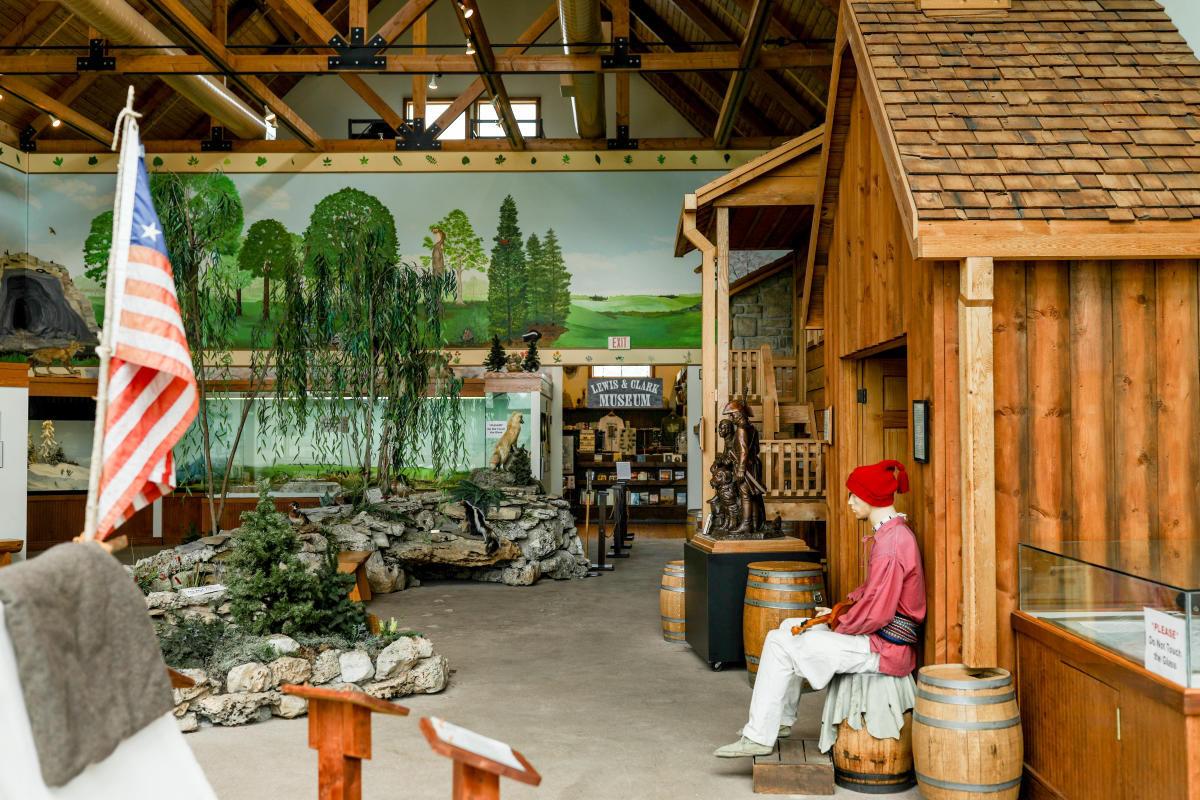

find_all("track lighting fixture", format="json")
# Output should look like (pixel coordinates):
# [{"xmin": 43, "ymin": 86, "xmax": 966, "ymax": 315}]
[
  {"xmin": 264, "ymin": 111, "xmax": 277, "ymax": 122},
  {"xmin": 458, "ymin": 2, "xmax": 473, "ymax": 19},
  {"xmin": 465, "ymin": 38, "xmax": 475, "ymax": 55},
  {"xmin": 50, "ymin": 117, "xmax": 61, "ymax": 128},
  {"xmin": 428, "ymin": 73, "xmax": 440, "ymax": 91}
]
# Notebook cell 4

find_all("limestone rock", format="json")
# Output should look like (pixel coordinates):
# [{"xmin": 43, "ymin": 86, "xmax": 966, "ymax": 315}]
[
  {"xmin": 269, "ymin": 656, "xmax": 312, "ymax": 687},
  {"xmin": 182, "ymin": 589, "xmax": 226, "ymax": 607},
  {"xmin": 298, "ymin": 532, "xmax": 328, "ymax": 553},
  {"xmin": 273, "ymin": 695, "xmax": 308, "ymax": 719},
  {"xmin": 311, "ymin": 649, "xmax": 342, "ymax": 684},
  {"xmin": 521, "ymin": 526, "xmax": 559, "ymax": 561},
  {"xmin": 500, "ymin": 561, "xmax": 540, "ymax": 586},
  {"xmin": 266, "ymin": 634, "xmax": 300, "ymax": 655},
  {"xmin": 331, "ymin": 523, "xmax": 375, "ymax": 552},
  {"xmin": 530, "ymin": 507, "xmax": 557, "ymax": 520},
  {"xmin": 193, "ymin": 692, "xmax": 278, "ymax": 726},
  {"xmin": 296, "ymin": 552, "xmax": 323, "ymax": 572},
  {"xmin": 226, "ymin": 662, "xmax": 272, "ymax": 693},
  {"xmin": 490, "ymin": 506, "xmax": 521, "ymax": 521},
  {"xmin": 146, "ymin": 591, "xmax": 186, "ymax": 610},
  {"xmin": 410, "ymin": 655, "xmax": 449, "ymax": 693},
  {"xmin": 372, "ymin": 532, "xmax": 390, "ymax": 549},
  {"xmin": 375, "ymin": 637, "xmax": 422, "ymax": 679},
  {"xmin": 539, "ymin": 550, "xmax": 587, "ymax": 580},
  {"xmin": 443, "ymin": 501, "xmax": 466, "ymax": 519},
  {"xmin": 470, "ymin": 468, "xmax": 514, "ymax": 489},
  {"xmin": 363, "ymin": 674, "xmax": 412, "ymax": 699},
  {"xmin": 366, "ymin": 551, "xmax": 403, "ymax": 594},
  {"xmin": 173, "ymin": 668, "xmax": 210, "ymax": 704},
  {"xmin": 517, "ymin": 517, "xmax": 540, "ymax": 530},
  {"xmin": 386, "ymin": 535, "xmax": 521, "ymax": 568},
  {"xmin": 339, "ymin": 650, "xmax": 375, "ymax": 684},
  {"xmin": 178, "ymin": 713, "xmax": 198, "ymax": 733}
]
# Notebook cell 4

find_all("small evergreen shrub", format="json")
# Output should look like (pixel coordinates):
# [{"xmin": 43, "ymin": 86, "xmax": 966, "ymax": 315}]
[{"xmin": 225, "ymin": 486, "xmax": 366, "ymax": 638}]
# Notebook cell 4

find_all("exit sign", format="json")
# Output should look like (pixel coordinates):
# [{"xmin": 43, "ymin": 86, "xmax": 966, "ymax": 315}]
[{"xmin": 608, "ymin": 336, "xmax": 630, "ymax": 350}]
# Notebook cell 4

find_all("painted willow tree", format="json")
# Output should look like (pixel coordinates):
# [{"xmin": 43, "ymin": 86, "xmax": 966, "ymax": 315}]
[{"xmin": 270, "ymin": 187, "xmax": 463, "ymax": 494}]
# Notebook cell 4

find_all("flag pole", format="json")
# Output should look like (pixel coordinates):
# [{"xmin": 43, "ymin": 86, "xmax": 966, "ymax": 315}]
[{"xmin": 81, "ymin": 86, "xmax": 142, "ymax": 542}]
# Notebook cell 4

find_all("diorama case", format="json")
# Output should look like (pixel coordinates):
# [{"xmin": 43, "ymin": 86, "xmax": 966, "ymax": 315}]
[{"xmin": 1019, "ymin": 540, "xmax": 1200, "ymax": 687}]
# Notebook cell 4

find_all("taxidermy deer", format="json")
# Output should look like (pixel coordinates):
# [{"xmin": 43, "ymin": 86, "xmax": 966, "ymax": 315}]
[{"xmin": 29, "ymin": 340, "xmax": 83, "ymax": 376}]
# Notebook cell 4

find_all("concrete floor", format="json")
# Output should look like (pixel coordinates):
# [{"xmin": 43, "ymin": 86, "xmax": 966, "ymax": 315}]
[{"xmin": 187, "ymin": 537, "xmax": 921, "ymax": 800}]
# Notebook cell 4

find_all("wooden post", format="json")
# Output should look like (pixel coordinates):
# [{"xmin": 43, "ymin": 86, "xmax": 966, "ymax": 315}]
[
  {"xmin": 716, "ymin": 206, "xmax": 731, "ymax": 417},
  {"xmin": 418, "ymin": 717, "xmax": 541, "ymax": 800},
  {"xmin": 412, "ymin": 12, "xmax": 427, "ymax": 123},
  {"xmin": 682, "ymin": 195, "xmax": 717, "ymax": 505},
  {"xmin": 958, "ymin": 256, "xmax": 996, "ymax": 667},
  {"xmin": 453, "ymin": 761, "xmax": 501, "ymax": 800},
  {"xmin": 282, "ymin": 684, "xmax": 409, "ymax": 800},
  {"xmin": 612, "ymin": 0, "xmax": 630, "ymax": 132}
]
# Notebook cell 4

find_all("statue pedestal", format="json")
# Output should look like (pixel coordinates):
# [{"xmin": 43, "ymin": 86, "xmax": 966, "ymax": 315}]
[{"xmin": 683, "ymin": 536, "xmax": 819, "ymax": 669}]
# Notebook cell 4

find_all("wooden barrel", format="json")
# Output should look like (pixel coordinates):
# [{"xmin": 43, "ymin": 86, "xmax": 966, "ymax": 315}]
[
  {"xmin": 685, "ymin": 510, "xmax": 704, "ymax": 541},
  {"xmin": 833, "ymin": 711, "xmax": 915, "ymax": 794},
  {"xmin": 742, "ymin": 561, "xmax": 825, "ymax": 685},
  {"xmin": 660, "ymin": 561, "xmax": 686, "ymax": 642},
  {"xmin": 912, "ymin": 665, "xmax": 1023, "ymax": 800}
]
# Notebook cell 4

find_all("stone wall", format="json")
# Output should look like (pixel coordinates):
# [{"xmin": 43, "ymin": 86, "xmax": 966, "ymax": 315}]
[{"xmin": 730, "ymin": 268, "xmax": 793, "ymax": 354}]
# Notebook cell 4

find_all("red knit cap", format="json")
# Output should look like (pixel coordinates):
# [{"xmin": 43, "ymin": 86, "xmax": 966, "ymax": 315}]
[{"xmin": 846, "ymin": 460, "xmax": 910, "ymax": 507}]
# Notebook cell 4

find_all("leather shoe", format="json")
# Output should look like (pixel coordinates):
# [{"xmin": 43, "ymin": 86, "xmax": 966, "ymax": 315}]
[
  {"xmin": 713, "ymin": 736, "xmax": 773, "ymax": 758},
  {"xmin": 737, "ymin": 724, "xmax": 791, "ymax": 739}
]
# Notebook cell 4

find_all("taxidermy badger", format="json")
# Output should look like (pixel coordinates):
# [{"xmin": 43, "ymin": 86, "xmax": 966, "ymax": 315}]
[{"xmin": 463, "ymin": 502, "xmax": 500, "ymax": 555}]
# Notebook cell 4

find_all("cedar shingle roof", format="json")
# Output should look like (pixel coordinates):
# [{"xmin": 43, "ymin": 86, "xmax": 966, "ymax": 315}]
[{"xmin": 854, "ymin": 0, "xmax": 1200, "ymax": 222}]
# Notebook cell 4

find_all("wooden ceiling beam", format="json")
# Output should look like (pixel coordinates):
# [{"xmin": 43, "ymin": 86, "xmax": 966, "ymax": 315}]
[
  {"xmin": 142, "ymin": 0, "xmax": 323, "ymax": 148},
  {"xmin": 411, "ymin": 11, "xmax": 427, "ymax": 122},
  {"xmin": 715, "ymin": 0, "xmax": 773, "ymax": 147},
  {"xmin": 0, "ymin": 75, "xmax": 111, "ymax": 144},
  {"xmin": 611, "ymin": 0, "xmax": 631, "ymax": 131},
  {"xmin": 0, "ymin": 49, "xmax": 831, "ymax": 75},
  {"xmin": 374, "ymin": 0, "xmax": 439, "ymax": 45},
  {"xmin": 727, "ymin": 0, "xmax": 830, "ymax": 108},
  {"xmin": 261, "ymin": 0, "xmax": 413, "ymax": 137},
  {"xmin": 0, "ymin": 2, "xmax": 61, "ymax": 50},
  {"xmin": 432, "ymin": 2, "xmax": 558, "ymax": 136},
  {"xmin": 668, "ymin": 0, "xmax": 825, "ymax": 114},
  {"xmin": 27, "ymin": 74, "xmax": 100, "ymax": 136},
  {"xmin": 618, "ymin": 0, "xmax": 771, "ymax": 138},
  {"xmin": 38, "ymin": 135, "xmax": 790, "ymax": 153},
  {"xmin": 454, "ymin": 0, "xmax": 523, "ymax": 149}
]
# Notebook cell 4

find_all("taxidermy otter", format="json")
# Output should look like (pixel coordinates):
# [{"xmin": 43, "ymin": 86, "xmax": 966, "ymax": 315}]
[{"xmin": 489, "ymin": 411, "xmax": 524, "ymax": 469}]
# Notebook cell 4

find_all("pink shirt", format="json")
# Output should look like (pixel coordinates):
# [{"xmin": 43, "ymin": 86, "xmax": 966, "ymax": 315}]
[{"xmin": 836, "ymin": 516, "xmax": 927, "ymax": 676}]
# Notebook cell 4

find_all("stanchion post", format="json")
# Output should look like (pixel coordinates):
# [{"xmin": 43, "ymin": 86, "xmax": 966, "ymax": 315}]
[{"xmin": 592, "ymin": 490, "xmax": 613, "ymax": 571}]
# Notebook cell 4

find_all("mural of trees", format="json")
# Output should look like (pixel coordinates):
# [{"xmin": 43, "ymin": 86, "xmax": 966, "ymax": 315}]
[
  {"xmin": 487, "ymin": 194, "xmax": 527, "ymax": 341},
  {"xmin": 82, "ymin": 209, "xmax": 113, "ymax": 288},
  {"xmin": 421, "ymin": 209, "xmax": 485, "ymax": 305},
  {"xmin": 238, "ymin": 218, "xmax": 297, "ymax": 319},
  {"xmin": 542, "ymin": 227, "xmax": 571, "ymax": 326},
  {"xmin": 524, "ymin": 232, "xmax": 548, "ymax": 324}
]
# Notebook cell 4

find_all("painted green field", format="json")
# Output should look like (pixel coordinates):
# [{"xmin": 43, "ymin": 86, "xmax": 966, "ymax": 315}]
[{"xmin": 87, "ymin": 289, "xmax": 701, "ymax": 350}]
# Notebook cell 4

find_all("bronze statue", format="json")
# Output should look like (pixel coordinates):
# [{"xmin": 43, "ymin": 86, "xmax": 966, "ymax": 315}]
[{"xmin": 706, "ymin": 397, "xmax": 772, "ymax": 539}]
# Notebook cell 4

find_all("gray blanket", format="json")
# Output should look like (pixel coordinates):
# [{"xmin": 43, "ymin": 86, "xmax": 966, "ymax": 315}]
[{"xmin": 0, "ymin": 542, "xmax": 173, "ymax": 787}]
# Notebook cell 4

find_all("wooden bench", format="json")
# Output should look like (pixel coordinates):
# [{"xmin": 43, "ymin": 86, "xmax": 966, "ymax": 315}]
[
  {"xmin": 0, "ymin": 540, "xmax": 23, "ymax": 567},
  {"xmin": 752, "ymin": 738, "xmax": 833, "ymax": 795},
  {"xmin": 337, "ymin": 551, "xmax": 372, "ymax": 604}
]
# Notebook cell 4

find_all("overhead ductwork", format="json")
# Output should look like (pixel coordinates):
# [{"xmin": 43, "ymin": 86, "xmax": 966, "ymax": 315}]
[
  {"xmin": 58, "ymin": 0, "xmax": 266, "ymax": 139},
  {"xmin": 557, "ymin": 0, "xmax": 605, "ymax": 139}
]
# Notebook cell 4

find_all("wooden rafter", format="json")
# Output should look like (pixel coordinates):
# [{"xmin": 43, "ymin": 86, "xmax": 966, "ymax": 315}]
[
  {"xmin": 262, "ymin": 0, "xmax": 413, "ymax": 138},
  {"xmin": 715, "ymin": 0, "xmax": 773, "ymax": 147},
  {"xmin": 432, "ymin": 2, "xmax": 559, "ymax": 136},
  {"xmin": 411, "ymin": 11, "xmax": 427, "ymax": 122},
  {"xmin": 619, "ymin": 0, "xmax": 772, "ymax": 137},
  {"xmin": 454, "ymin": 0, "xmax": 523, "ymax": 149},
  {"xmin": 142, "ymin": 0, "xmax": 323, "ymax": 148},
  {"xmin": 0, "ymin": 75, "xmax": 111, "ymax": 144},
  {"xmin": 0, "ymin": 49, "xmax": 832, "ymax": 75},
  {"xmin": 26, "ymin": 74, "xmax": 99, "ymax": 136},
  {"xmin": 669, "ymin": 0, "xmax": 825, "ymax": 114},
  {"xmin": 727, "ymin": 0, "xmax": 831, "ymax": 109},
  {"xmin": 374, "ymin": 0, "xmax": 439, "ymax": 45},
  {"xmin": 611, "ymin": 0, "xmax": 631, "ymax": 130},
  {"xmin": 0, "ymin": 2, "xmax": 60, "ymax": 50}
]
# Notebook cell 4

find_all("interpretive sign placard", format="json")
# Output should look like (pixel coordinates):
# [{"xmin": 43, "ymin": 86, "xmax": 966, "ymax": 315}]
[
  {"xmin": 615, "ymin": 461, "xmax": 632, "ymax": 481},
  {"xmin": 586, "ymin": 377, "xmax": 663, "ymax": 409},
  {"xmin": 1144, "ymin": 606, "xmax": 1188, "ymax": 685},
  {"xmin": 485, "ymin": 420, "xmax": 508, "ymax": 438}
]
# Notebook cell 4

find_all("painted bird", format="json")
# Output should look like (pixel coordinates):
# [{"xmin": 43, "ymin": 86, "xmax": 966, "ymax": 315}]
[{"xmin": 48, "ymin": 226, "xmax": 56, "ymax": 235}]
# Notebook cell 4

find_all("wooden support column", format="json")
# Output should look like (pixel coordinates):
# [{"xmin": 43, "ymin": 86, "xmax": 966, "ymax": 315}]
[
  {"xmin": 716, "ymin": 207, "xmax": 731, "ymax": 415},
  {"xmin": 412, "ymin": 12, "xmax": 427, "ymax": 123},
  {"xmin": 958, "ymin": 256, "xmax": 996, "ymax": 667},
  {"xmin": 612, "ymin": 0, "xmax": 630, "ymax": 131},
  {"xmin": 682, "ymin": 195, "xmax": 717, "ymax": 504}
]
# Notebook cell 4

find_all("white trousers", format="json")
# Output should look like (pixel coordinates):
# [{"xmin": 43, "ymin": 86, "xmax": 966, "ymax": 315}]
[{"xmin": 742, "ymin": 620, "xmax": 880, "ymax": 747}]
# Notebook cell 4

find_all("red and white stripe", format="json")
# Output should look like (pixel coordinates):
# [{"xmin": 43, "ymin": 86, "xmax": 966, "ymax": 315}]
[{"xmin": 94, "ymin": 243, "xmax": 197, "ymax": 540}]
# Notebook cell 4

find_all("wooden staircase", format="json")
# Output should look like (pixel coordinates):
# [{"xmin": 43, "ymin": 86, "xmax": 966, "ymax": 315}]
[{"xmin": 728, "ymin": 345, "xmax": 827, "ymax": 521}]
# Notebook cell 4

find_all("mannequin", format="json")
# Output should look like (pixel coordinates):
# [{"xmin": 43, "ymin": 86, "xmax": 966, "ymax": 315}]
[{"xmin": 714, "ymin": 460, "xmax": 926, "ymax": 757}]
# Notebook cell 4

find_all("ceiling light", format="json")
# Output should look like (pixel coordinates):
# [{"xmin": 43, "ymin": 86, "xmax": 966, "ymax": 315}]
[
  {"xmin": 428, "ymin": 73, "xmax": 440, "ymax": 90},
  {"xmin": 263, "ymin": 105, "xmax": 277, "ymax": 122},
  {"xmin": 51, "ymin": 117, "xmax": 61, "ymax": 128},
  {"xmin": 458, "ymin": 2, "xmax": 474, "ymax": 18},
  {"xmin": 465, "ymin": 38, "xmax": 475, "ymax": 55}
]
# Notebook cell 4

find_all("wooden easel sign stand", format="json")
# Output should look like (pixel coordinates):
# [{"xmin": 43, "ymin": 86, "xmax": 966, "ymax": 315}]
[
  {"xmin": 419, "ymin": 717, "xmax": 541, "ymax": 800},
  {"xmin": 282, "ymin": 684, "xmax": 409, "ymax": 800}
]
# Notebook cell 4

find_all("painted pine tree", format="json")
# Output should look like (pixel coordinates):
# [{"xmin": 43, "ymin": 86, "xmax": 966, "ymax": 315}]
[
  {"xmin": 487, "ymin": 194, "xmax": 527, "ymax": 340},
  {"xmin": 541, "ymin": 228, "xmax": 572, "ymax": 326},
  {"xmin": 524, "ymin": 232, "xmax": 550, "ymax": 324}
]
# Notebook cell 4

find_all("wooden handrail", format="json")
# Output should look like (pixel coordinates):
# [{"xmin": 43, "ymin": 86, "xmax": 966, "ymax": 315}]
[{"xmin": 759, "ymin": 439, "xmax": 826, "ymax": 499}]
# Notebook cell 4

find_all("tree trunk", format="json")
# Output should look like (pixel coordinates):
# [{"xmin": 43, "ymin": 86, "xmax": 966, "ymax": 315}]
[
  {"xmin": 455, "ymin": 266, "xmax": 465, "ymax": 305},
  {"xmin": 262, "ymin": 274, "xmax": 271, "ymax": 319},
  {"xmin": 235, "ymin": 287, "xmax": 242, "ymax": 316}
]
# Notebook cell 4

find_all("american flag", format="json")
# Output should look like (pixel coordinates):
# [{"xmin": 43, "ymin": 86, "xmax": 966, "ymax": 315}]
[{"xmin": 89, "ymin": 123, "xmax": 198, "ymax": 541}]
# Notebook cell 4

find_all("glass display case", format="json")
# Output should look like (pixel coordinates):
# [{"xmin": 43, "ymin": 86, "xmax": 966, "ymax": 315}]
[{"xmin": 1019, "ymin": 540, "xmax": 1200, "ymax": 687}]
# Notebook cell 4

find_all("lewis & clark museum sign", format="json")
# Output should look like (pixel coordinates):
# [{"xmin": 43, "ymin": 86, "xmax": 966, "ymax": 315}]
[{"xmin": 587, "ymin": 378, "xmax": 664, "ymax": 409}]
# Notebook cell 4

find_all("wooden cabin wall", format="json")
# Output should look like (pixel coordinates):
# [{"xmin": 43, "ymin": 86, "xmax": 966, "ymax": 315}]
[
  {"xmin": 992, "ymin": 257, "xmax": 1200, "ymax": 667},
  {"xmin": 822, "ymin": 80, "xmax": 963, "ymax": 666}
]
